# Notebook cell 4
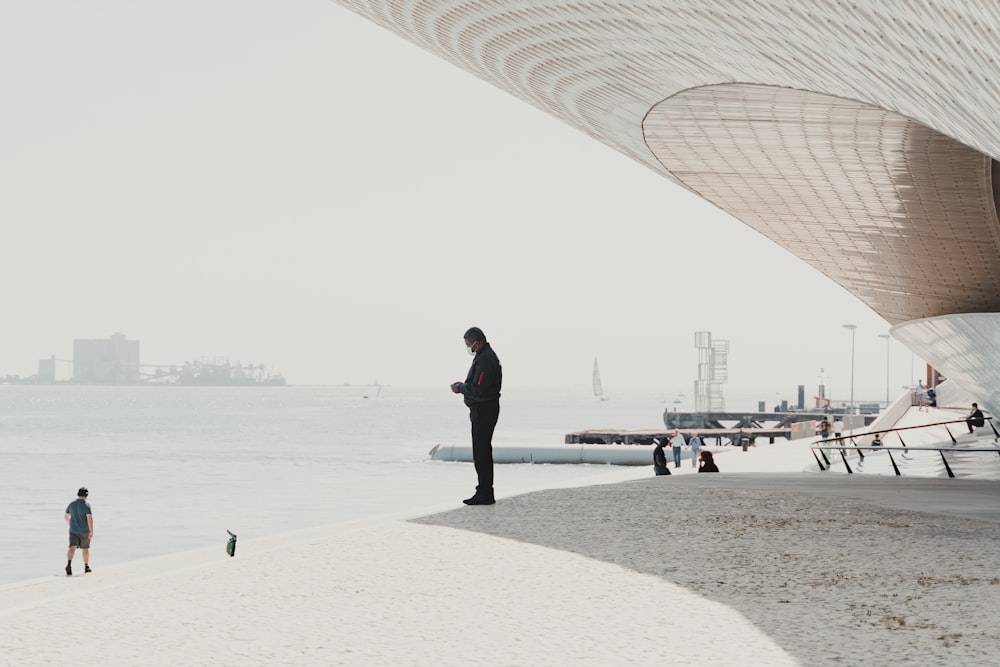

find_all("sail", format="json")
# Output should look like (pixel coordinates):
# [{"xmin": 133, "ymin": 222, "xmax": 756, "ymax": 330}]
[{"xmin": 592, "ymin": 358, "xmax": 607, "ymax": 400}]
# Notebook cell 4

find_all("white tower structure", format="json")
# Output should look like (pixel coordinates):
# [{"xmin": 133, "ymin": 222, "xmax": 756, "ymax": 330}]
[{"xmin": 694, "ymin": 331, "xmax": 728, "ymax": 413}]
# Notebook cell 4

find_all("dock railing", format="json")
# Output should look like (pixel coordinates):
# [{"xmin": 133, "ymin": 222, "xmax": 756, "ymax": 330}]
[{"xmin": 810, "ymin": 415, "xmax": 1000, "ymax": 477}]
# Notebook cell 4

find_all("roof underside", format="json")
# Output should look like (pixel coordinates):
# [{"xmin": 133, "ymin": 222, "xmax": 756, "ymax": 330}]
[{"xmin": 645, "ymin": 85, "xmax": 1000, "ymax": 324}]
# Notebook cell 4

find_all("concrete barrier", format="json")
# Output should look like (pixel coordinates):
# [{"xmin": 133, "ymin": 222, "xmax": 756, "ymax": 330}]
[{"xmin": 428, "ymin": 443, "xmax": 654, "ymax": 465}]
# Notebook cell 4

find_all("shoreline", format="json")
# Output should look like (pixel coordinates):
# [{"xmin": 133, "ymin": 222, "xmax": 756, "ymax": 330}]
[
  {"xmin": 0, "ymin": 474, "xmax": 796, "ymax": 666},
  {"xmin": 6, "ymin": 419, "xmax": 999, "ymax": 665},
  {"xmin": 2, "ymin": 463, "xmax": 654, "ymax": 591},
  {"xmin": 0, "ymin": 518, "xmax": 796, "ymax": 666},
  {"xmin": 7, "ymin": 470, "xmax": 999, "ymax": 665}
]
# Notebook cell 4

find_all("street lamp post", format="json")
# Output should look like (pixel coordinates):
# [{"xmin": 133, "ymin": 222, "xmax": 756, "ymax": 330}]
[
  {"xmin": 842, "ymin": 324, "xmax": 857, "ymax": 414},
  {"xmin": 878, "ymin": 334, "xmax": 891, "ymax": 408}
]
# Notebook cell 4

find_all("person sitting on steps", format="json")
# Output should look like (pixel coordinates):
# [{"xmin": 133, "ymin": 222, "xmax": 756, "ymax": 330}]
[{"xmin": 966, "ymin": 403, "xmax": 986, "ymax": 434}]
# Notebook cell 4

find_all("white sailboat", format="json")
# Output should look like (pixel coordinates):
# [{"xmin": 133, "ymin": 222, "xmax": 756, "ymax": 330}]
[
  {"xmin": 592, "ymin": 358, "xmax": 609, "ymax": 401},
  {"xmin": 363, "ymin": 379, "xmax": 383, "ymax": 399}
]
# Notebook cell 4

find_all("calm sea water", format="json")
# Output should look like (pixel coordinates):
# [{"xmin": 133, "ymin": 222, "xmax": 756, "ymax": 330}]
[{"xmin": 0, "ymin": 384, "xmax": 671, "ymax": 586}]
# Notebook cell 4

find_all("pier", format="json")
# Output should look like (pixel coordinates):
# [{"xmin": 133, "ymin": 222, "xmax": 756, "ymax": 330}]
[
  {"xmin": 565, "ymin": 410, "xmax": 877, "ymax": 446},
  {"xmin": 564, "ymin": 427, "xmax": 788, "ymax": 446},
  {"xmin": 663, "ymin": 410, "xmax": 850, "ymax": 430}
]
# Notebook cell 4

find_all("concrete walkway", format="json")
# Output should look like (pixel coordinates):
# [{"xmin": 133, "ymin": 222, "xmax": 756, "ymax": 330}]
[{"xmin": 677, "ymin": 473, "xmax": 1000, "ymax": 523}]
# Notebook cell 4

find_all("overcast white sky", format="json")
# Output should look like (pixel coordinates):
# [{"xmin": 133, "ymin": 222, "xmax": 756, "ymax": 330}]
[{"xmin": 1, "ymin": 1, "xmax": 923, "ymax": 402}]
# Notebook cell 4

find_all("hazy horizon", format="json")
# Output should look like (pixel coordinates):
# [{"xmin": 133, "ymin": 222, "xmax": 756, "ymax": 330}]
[{"xmin": 1, "ymin": 1, "xmax": 921, "ymax": 401}]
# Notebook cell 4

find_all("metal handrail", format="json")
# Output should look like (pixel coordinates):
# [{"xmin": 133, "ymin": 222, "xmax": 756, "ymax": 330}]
[
  {"xmin": 810, "ymin": 444, "xmax": 1000, "ymax": 477},
  {"xmin": 820, "ymin": 415, "xmax": 997, "ymax": 442},
  {"xmin": 810, "ymin": 415, "xmax": 999, "ymax": 477},
  {"xmin": 818, "ymin": 416, "xmax": 996, "ymax": 449}
]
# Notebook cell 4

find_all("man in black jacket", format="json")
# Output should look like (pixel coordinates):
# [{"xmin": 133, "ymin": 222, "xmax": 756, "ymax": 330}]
[
  {"xmin": 967, "ymin": 402, "xmax": 986, "ymax": 433},
  {"xmin": 652, "ymin": 438, "xmax": 671, "ymax": 476},
  {"xmin": 451, "ymin": 326, "xmax": 502, "ymax": 505}
]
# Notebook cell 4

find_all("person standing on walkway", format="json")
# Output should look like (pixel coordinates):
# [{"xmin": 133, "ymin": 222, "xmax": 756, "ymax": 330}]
[
  {"xmin": 818, "ymin": 417, "xmax": 833, "ymax": 459},
  {"xmin": 451, "ymin": 327, "xmax": 502, "ymax": 505},
  {"xmin": 833, "ymin": 417, "xmax": 844, "ymax": 441},
  {"xmin": 967, "ymin": 402, "xmax": 985, "ymax": 434},
  {"xmin": 669, "ymin": 429, "xmax": 686, "ymax": 468},
  {"xmin": 652, "ymin": 438, "xmax": 671, "ymax": 476},
  {"xmin": 64, "ymin": 487, "xmax": 93, "ymax": 576},
  {"xmin": 688, "ymin": 432, "xmax": 702, "ymax": 468}
]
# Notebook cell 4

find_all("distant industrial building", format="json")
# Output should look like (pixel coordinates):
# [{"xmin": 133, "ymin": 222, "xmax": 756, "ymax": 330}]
[
  {"xmin": 37, "ymin": 355, "xmax": 57, "ymax": 383},
  {"xmin": 73, "ymin": 333, "xmax": 140, "ymax": 385}
]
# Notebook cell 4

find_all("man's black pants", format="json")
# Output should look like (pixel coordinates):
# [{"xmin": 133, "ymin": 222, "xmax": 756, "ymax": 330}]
[{"xmin": 469, "ymin": 400, "xmax": 500, "ymax": 496}]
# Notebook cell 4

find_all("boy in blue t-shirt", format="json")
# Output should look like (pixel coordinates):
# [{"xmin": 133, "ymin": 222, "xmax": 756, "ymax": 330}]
[{"xmin": 64, "ymin": 487, "xmax": 93, "ymax": 576}]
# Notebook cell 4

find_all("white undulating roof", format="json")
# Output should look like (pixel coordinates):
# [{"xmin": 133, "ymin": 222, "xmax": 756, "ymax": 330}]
[{"xmin": 334, "ymin": 0, "xmax": 1000, "ymax": 410}]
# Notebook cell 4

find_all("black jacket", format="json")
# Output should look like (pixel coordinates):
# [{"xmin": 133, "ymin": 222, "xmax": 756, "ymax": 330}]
[
  {"xmin": 460, "ymin": 342, "xmax": 502, "ymax": 406},
  {"xmin": 653, "ymin": 444, "xmax": 668, "ymax": 468}
]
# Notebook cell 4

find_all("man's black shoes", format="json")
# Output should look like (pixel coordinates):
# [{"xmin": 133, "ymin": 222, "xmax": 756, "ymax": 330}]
[
  {"xmin": 65, "ymin": 564, "xmax": 72, "ymax": 576},
  {"xmin": 463, "ymin": 495, "xmax": 496, "ymax": 506}
]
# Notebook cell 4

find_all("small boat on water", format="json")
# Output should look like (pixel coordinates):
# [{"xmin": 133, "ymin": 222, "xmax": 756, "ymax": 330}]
[{"xmin": 593, "ymin": 358, "xmax": 609, "ymax": 401}]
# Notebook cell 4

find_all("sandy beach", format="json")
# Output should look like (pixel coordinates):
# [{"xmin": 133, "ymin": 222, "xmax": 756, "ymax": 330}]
[
  {"xmin": 1, "ymin": 514, "xmax": 794, "ymax": 666},
  {"xmin": 417, "ymin": 473, "xmax": 1000, "ymax": 666},
  {"xmin": 3, "ymin": 409, "xmax": 1000, "ymax": 665}
]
